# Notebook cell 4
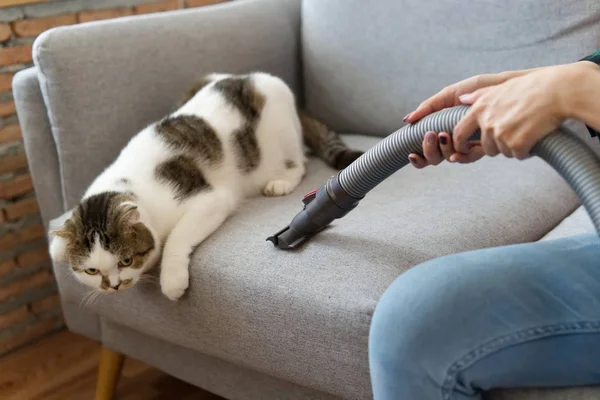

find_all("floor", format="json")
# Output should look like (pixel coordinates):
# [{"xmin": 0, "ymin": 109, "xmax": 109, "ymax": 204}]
[{"xmin": 0, "ymin": 330, "xmax": 224, "ymax": 399}]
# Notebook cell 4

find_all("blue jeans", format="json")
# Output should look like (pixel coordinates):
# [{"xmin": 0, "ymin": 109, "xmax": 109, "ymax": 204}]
[{"xmin": 369, "ymin": 233, "xmax": 600, "ymax": 400}]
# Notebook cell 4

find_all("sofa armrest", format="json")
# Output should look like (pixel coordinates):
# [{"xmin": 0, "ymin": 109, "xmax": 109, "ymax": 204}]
[
  {"xmin": 12, "ymin": 67, "xmax": 64, "ymax": 229},
  {"xmin": 31, "ymin": 0, "xmax": 302, "ymax": 208}
]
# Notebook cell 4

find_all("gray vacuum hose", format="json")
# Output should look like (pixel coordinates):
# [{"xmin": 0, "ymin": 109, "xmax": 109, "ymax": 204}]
[
  {"xmin": 339, "ymin": 105, "xmax": 600, "ymax": 230},
  {"xmin": 267, "ymin": 105, "xmax": 600, "ymax": 250}
]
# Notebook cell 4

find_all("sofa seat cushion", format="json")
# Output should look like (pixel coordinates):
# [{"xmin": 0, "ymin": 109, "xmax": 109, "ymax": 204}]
[
  {"xmin": 540, "ymin": 205, "xmax": 595, "ymax": 241},
  {"xmin": 52, "ymin": 134, "xmax": 585, "ymax": 399}
]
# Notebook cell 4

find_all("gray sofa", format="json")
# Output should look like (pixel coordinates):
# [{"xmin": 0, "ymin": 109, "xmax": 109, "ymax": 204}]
[{"xmin": 12, "ymin": 0, "xmax": 600, "ymax": 399}]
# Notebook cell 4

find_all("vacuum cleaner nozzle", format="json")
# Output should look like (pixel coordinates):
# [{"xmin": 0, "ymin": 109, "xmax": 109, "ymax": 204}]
[{"xmin": 266, "ymin": 173, "xmax": 363, "ymax": 250}]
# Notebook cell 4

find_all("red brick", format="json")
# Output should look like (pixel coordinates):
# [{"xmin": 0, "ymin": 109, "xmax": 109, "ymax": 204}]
[
  {"xmin": 0, "ymin": 174, "xmax": 32, "ymax": 200},
  {"xmin": 16, "ymin": 243, "xmax": 49, "ymax": 267},
  {"xmin": 185, "ymin": 0, "xmax": 228, "ymax": 7},
  {"xmin": 3, "ymin": 197, "xmax": 39, "ymax": 220},
  {"xmin": 12, "ymin": 14, "xmax": 77, "ymax": 38},
  {"xmin": 0, "ymin": 259, "xmax": 17, "ymax": 278},
  {"xmin": 0, "ymin": 305, "xmax": 28, "ymax": 330},
  {"xmin": 134, "ymin": 0, "xmax": 179, "ymax": 14},
  {"xmin": 0, "ymin": 317, "xmax": 59, "ymax": 355},
  {"xmin": 78, "ymin": 8, "xmax": 133, "ymax": 23},
  {"xmin": 29, "ymin": 293, "xmax": 60, "ymax": 315},
  {"xmin": 3, "ymin": 196, "xmax": 38, "ymax": 220},
  {"xmin": 0, "ymin": 232, "xmax": 17, "ymax": 251},
  {"xmin": 20, "ymin": 224, "xmax": 45, "ymax": 242},
  {"xmin": 0, "ymin": 124, "xmax": 22, "ymax": 144},
  {"xmin": 0, "ymin": 153, "xmax": 28, "ymax": 175},
  {"xmin": 0, "ymin": 73, "xmax": 14, "ymax": 93},
  {"xmin": 0, "ymin": 100, "xmax": 16, "ymax": 117},
  {"xmin": 0, "ymin": 269, "xmax": 52, "ymax": 302},
  {"xmin": 0, "ymin": 24, "xmax": 11, "ymax": 42},
  {"xmin": 0, "ymin": 45, "xmax": 33, "ymax": 67},
  {"xmin": 0, "ymin": 225, "xmax": 44, "ymax": 251}
]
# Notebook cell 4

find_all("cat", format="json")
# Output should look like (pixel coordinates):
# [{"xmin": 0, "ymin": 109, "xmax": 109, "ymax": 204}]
[{"xmin": 48, "ymin": 72, "xmax": 363, "ymax": 301}]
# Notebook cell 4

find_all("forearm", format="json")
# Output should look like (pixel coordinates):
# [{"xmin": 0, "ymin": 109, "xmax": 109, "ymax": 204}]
[{"xmin": 567, "ymin": 62, "xmax": 600, "ymax": 131}]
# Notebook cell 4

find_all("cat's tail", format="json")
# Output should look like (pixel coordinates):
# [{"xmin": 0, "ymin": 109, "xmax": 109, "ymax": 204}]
[{"xmin": 298, "ymin": 110, "xmax": 363, "ymax": 170}]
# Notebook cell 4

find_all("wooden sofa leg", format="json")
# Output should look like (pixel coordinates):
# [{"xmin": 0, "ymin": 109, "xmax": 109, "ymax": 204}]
[{"xmin": 95, "ymin": 347, "xmax": 125, "ymax": 400}]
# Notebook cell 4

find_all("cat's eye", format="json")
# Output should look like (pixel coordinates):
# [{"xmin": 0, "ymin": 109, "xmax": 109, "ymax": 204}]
[
  {"xmin": 84, "ymin": 268, "xmax": 99, "ymax": 275},
  {"xmin": 119, "ymin": 257, "xmax": 133, "ymax": 267}
]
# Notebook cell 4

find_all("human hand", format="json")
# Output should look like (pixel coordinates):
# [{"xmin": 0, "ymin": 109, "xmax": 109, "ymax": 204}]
[
  {"xmin": 405, "ymin": 68, "xmax": 536, "ymax": 168},
  {"xmin": 451, "ymin": 62, "xmax": 592, "ymax": 160},
  {"xmin": 407, "ymin": 61, "xmax": 594, "ymax": 167},
  {"xmin": 404, "ymin": 68, "xmax": 539, "ymax": 124}
]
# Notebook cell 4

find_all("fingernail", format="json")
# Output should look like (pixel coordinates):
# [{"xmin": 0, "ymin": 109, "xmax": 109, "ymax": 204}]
[
  {"xmin": 426, "ymin": 132, "xmax": 435, "ymax": 144},
  {"xmin": 403, "ymin": 113, "xmax": 412, "ymax": 122},
  {"xmin": 440, "ymin": 136, "xmax": 448, "ymax": 145},
  {"xmin": 408, "ymin": 155, "xmax": 417, "ymax": 164},
  {"xmin": 458, "ymin": 94, "xmax": 471, "ymax": 102}
]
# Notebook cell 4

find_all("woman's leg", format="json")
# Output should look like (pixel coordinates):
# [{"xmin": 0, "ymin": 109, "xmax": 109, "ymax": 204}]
[{"xmin": 369, "ymin": 233, "xmax": 600, "ymax": 400}]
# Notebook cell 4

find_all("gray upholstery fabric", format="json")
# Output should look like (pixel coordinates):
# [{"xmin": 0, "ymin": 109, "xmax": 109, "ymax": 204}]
[
  {"xmin": 12, "ymin": 67, "xmax": 64, "ymax": 230},
  {"xmin": 102, "ymin": 320, "xmax": 341, "ymax": 400},
  {"xmin": 51, "ymin": 134, "xmax": 583, "ymax": 400},
  {"xmin": 32, "ymin": 0, "xmax": 302, "ymax": 209},
  {"xmin": 302, "ymin": 0, "xmax": 600, "ymax": 136},
  {"xmin": 541, "ymin": 206, "xmax": 595, "ymax": 241},
  {"xmin": 60, "ymin": 301, "xmax": 102, "ymax": 341}
]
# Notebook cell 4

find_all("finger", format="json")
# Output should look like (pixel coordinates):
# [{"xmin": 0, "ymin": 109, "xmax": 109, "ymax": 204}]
[
  {"xmin": 458, "ymin": 87, "xmax": 491, "ymax": 105},
  {"xmin": 453, "ymin": 107, "xmax": 481, "ymax": 154},
  {"xmin": 449, "ymin": 146, "xmax": 485, "ymax": 164},
  {"xmin": 496, "ymin": 138, "xmax": 512, "ymax": 158},
  {"xmin": 422, "ymin": 132, "xmax": 444, "ymax": 165},
  {"xmin": 509, "ymin": 124, "xmax": 539, "ymax": 160},
  {"xmin": 408, "ymin": 154, "xmax": 429, "ymax": 169},
  {"xmin": 405, "ymin": 87, "xmax": 455, "ymax": 122},
  {"xmin": 459, "ymin": 146, "xmax": 486, "ymax": 163},
  {"xmin": 481, "ymin": 127, "xmax": 500, "ymax": 157},
  {"xmin": 512, "ymin": 143, "xmax": 533, "ymax": 160},
  {"xmin": 438, "ymin": 132, "xmax": 455, "ymax": 160}
]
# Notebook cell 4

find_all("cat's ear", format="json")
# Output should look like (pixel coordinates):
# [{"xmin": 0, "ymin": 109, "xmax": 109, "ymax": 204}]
[
  {"xmin": 119, "ymin": 202, "xmax": 140, "ymax": 225},
  {"xmin": 50, "ymin": 228, "xmax": 72, "ymax": 239},
  {"xmin": 49, "ymin": 219, "xmax": 76, "ymax": 240}
]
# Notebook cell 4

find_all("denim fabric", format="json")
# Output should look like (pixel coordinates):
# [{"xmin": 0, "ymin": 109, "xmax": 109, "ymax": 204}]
[{"xmin": 369, "ymin": 233, "xmax": 600, "ymax": 400}]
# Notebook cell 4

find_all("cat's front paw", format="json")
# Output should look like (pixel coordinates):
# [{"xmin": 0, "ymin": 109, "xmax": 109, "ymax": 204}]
[
  {"xmin": 160, "ymin": 272, "xmax": 189, "ymax": 301},
  {"xmin": 263, "ymin": 180, "xmax": 294, "ymax": 197},
  {"xmin": 160, "ymin": 258, "xmax": 189, "ymax": 301}
]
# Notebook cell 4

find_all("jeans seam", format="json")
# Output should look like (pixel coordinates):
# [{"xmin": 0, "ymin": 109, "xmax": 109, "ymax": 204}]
[{"xmin": 441, "ymin": 320, "xmax": 600, "ymax": 400}]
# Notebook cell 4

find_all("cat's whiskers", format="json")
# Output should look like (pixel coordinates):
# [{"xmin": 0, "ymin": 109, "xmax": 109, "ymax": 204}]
[
  {"xmin": 79, "ymin": 290, "xmax": 95, "ymax": 308},
  {"xmin": 138, "ymin": 274, "xmax": 159, "ymax": 286},
  {"xmin": 80, "ymin": 289, "xmax": 103, "ymax": 308}
]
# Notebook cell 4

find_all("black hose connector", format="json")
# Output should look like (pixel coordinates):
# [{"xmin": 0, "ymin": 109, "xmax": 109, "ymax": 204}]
[
  {"xmin": 266, "ymin": 173, "xmax": 362, "ymax": 249},
  {"xmin": 267, "ymin": 105, "xmax": 600, "ymax": 250}
]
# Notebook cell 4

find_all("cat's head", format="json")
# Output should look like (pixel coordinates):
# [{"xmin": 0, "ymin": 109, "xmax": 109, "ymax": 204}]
[{"xmin": 49, "ymin": 192, "xmax": 159, "ymax": 292}]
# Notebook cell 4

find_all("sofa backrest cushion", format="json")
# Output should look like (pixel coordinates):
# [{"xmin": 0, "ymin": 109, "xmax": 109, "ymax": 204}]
[{"xmin": 301, "ymin": 0, "xmax": 600, "ymax": 136}]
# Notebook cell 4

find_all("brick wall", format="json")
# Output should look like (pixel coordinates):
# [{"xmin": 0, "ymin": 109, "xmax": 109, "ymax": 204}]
[{"xmin": 0, "ymin": 0, "xmax": 229, "ymax": 357}]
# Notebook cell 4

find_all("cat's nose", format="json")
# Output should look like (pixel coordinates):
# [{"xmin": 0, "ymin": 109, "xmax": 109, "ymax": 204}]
[{"xmin": 112, "ymin": 282, "xmax": 121, "ymax": 290}]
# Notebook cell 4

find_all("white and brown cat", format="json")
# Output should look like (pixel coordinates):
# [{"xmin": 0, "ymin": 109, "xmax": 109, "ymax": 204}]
[{"xmin": 49, "ymin": 72, "xmax": 362, "ymax": 301}]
